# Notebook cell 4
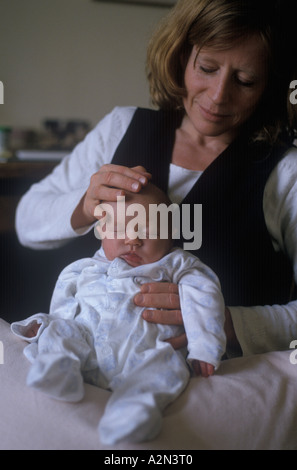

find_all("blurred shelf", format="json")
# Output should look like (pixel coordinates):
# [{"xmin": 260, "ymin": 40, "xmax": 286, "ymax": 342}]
[{"xmin": 0, "ymin": 160, "xmax": 59, "ymax": 179}]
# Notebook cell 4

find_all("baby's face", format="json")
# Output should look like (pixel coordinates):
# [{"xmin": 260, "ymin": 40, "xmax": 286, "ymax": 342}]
[{"xmin": 97, "ymin": 195, "xmax": 173, "ymax": 267}]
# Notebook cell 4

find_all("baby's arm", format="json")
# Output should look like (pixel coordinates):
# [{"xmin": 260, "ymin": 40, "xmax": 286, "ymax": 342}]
[
  {"xmin": 26, "ymin": 322, "xmax": 41, "ymax": 338},
  {"xmin": 11, "ymin": 259, "xmax": 86, "ymax": 342},
  {"xmin": 176, "ymin": 255, "xmax": 226, "ymax": 373},
  {"xmin": 11, "ymin": 314, "xmax": 50, "ymax": 342}
]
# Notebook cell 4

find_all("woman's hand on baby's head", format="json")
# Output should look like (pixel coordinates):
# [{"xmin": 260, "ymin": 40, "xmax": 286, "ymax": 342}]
[
  {"xmin": 72, "ymin": 165, "xmax": 151, "ymax": 230},
  {"xmin": 92, "ymin": 164, "xmax": 151, "ymax": 203},
  {"xmin": 82, "ymin": 165, "xmax": 152, "ymax": 224}
]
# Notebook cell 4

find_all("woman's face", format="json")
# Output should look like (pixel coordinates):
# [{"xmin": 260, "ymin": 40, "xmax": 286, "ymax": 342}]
[{"xmin": 183, "ymin": 34, "xmax": 269, "ymax": 142}]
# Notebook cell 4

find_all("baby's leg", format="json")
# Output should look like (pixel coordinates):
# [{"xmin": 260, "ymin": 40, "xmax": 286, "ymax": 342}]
[
  {"xmin": 27, "ymin": 319, "xmax": 95, "ymax": 402},
  {"xmin": 98, "ymin": 345, "xmax": 190, "ymax": 445}
]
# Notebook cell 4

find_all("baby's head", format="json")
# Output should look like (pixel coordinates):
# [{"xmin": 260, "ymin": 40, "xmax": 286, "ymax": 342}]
[{"xmin": 94, "ymin": 183, "xmax": 174, "ymax": 267}]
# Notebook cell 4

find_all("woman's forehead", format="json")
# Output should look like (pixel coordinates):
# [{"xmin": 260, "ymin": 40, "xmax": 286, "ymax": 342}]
[{"xmin": 193, "ymin": 35, "xmax": 269, "ymax": 73}]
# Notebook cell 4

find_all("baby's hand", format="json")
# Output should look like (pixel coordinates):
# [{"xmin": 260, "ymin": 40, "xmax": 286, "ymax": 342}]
[
  {"xmin": 25, "ymin": 322, "xmax": 41, "ymax": 338},
  {"xmin": 192, "ymin": 360, "xmax": 214, "ymax": 378}
]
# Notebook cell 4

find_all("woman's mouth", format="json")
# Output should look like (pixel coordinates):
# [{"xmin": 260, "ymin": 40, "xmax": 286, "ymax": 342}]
[{"xmin": 199, "ymin": 104, "xmax": 231, "ymax": 123}]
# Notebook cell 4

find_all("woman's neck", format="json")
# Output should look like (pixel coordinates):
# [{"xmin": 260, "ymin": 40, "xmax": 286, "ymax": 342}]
[{"xmin": 171, "ymin": 115, "xmax": 237, "ymax": 171}]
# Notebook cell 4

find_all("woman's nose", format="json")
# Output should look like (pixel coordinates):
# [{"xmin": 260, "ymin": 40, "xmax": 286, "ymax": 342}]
[{"xmin": 209, "ymin": 73, "xmax": 231, "ymax": 105}]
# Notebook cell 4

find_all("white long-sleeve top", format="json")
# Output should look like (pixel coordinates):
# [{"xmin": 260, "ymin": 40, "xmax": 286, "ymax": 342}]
[{"xmin": 15, "ymin": 106, "xmax": 297, "ymax": 357}]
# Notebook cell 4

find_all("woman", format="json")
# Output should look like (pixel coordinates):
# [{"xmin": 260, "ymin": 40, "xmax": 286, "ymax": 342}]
[{"xmin": 16, "ymin": 0, "xmax": 297, "ymax": 364}]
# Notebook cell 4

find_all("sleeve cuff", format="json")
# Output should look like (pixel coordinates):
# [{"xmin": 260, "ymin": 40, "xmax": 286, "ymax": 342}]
[{"xmin": 11, "ymin": 314, "xmax": 51, "ymax": 342}]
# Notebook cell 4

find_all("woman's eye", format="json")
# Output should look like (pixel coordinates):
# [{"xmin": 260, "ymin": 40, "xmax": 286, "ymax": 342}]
[
  {"xmin": 199, "ymin": 64, "xmax": 255, "ymax": 88},
  {"xmin": 199, "ymin": 66, "xmax": 216, "ymax": 74},
  {"xmin": 236, "ymin": 77, "xmax": 255, "ymax": 88}
]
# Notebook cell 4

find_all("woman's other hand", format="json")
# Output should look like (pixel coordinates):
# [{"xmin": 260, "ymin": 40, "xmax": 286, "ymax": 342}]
[
  {"xmin": 136, "ymin": 284, "xmax": 241, "ymax": 356},
  {"xmin": 71, "ymin": 165, "xmax": 151, "ymax": 229},
  {"xmin": 134, "ymin": 282, "xmax": 187, "ymax": 350}
]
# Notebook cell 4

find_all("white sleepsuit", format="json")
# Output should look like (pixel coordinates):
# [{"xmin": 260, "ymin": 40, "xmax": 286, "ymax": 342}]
[{"xmin": 11, "ymin": 247, "xmax": 226, "ymax": 445}]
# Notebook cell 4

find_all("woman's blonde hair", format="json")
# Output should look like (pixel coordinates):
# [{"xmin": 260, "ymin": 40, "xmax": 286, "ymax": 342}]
[{"xmin": 146, "ymin": 0, "xmax": 297, "ymax": 143}]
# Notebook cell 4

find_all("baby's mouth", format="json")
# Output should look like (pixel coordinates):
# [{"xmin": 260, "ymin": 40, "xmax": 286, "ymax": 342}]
[{"xmin": 121, "ymin": 252, "xmax": 143, "ymax": 267}]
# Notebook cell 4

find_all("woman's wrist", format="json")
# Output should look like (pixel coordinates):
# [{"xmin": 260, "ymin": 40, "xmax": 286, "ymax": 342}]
[{"xmin": 71, "ymin": 194, "xmax": 96, "ymax": 230}]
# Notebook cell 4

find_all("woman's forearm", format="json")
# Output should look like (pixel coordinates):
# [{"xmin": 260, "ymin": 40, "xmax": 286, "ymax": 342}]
[
  {"xmin": 70, "ymin": 193, "xmax": 97, "ymax": 230},
  {"xmin": 228, "ymin": 301, "xmax": 297, "ymax": 356},
  {"xmin": 15, "ymin": 188, "xmax": 86, "ymax": 249}
]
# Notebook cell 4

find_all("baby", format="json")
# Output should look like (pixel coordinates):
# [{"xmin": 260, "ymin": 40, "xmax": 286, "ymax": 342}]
[{"xmin": 11, "ymin": 183, "xmax": 226, "ymax": 445}]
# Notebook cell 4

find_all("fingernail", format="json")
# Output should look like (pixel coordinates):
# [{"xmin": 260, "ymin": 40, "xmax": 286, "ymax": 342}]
[
  {"xmin": 132, "ymin": 182, "xmax": 140, "ymax": 191},
  {"xmin": 139, "ymin": 177, "xmax": 146, "ymax": 184},
  {"xmin": 134, "ymin": 294, "xmax": 143, "ymax": 304},
  {"xmin": 142, "ymin": 310, "xmax": 152, "ymax": 320}
]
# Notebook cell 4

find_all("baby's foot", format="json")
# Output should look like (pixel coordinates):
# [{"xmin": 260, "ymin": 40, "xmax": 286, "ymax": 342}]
[
  {"xmin": 27, "ymin": 353, "xmax": 84, "ymax": 402},
  {"xmin": 98, "ymin": 401, "xmax": 162, "ymax": 445}
]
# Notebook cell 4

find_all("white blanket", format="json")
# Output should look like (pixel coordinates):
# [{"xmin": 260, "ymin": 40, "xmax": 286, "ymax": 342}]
[{"xmin": 0, "ymin": 318, "xmax": 296, "ymax": 450}]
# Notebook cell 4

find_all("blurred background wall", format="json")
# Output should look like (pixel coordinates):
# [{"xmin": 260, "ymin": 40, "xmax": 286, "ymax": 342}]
[
  {"xmin": 0, "ymin": 0, "xmax": 173, "ymax": 321},
  {"xmin": 0, "ymin": 0, "xmax": 171, "ymax": 129}
]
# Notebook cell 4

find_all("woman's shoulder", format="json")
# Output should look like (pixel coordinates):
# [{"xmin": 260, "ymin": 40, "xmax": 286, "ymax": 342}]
[
  {"xmin": 93, "ymin": 106, "xmax": 138, "ymax": 134},
  {"xmin": 279, "ymin": 144, "xmax": 297, "ymax": 169},
  {"xmin": 265, "ymin": 144, "xmax": 297, "ymax": 202},
  {"xmin": 271, "ymin": 145, "xmax": 297, "ymax": 182},
  {"xmin": 92, "ymin": 106, "xmax": 178, "ymax": 137}
]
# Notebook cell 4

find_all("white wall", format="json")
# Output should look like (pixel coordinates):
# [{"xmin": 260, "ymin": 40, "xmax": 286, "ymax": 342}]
[{"xmin": 0, "ymin": 0, "xmax": 170, "ymax": 128}]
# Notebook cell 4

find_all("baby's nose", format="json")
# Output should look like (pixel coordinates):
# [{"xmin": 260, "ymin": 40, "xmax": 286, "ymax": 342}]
[{"xmin": 125, "ymin": 235, "xmax": 142, "ymax": 247}]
